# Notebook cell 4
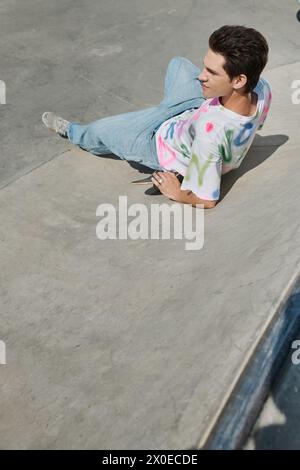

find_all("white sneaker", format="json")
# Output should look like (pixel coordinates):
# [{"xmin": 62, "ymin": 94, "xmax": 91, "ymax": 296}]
[{"xmin": 42, "ymin": 112, "xmax": 70, "ymax": 138}]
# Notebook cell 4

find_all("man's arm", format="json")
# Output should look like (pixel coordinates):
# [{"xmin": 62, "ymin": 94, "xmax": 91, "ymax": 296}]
[
  {"xmin": 175, "ymin": 188, "xmax": 217, "ymax": 209},
  {"xmin": 151, "ymin": 172, "xmax": 217, "ymax": 209}
]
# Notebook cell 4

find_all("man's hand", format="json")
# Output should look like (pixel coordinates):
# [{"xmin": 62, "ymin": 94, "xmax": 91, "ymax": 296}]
[
  {"xmin": 151, "ymin": 171, "xmax": 217, "ymax": 209},
  {"xmin": 151, "ymin": 171, "xmax": 181, "ymax": 200}
]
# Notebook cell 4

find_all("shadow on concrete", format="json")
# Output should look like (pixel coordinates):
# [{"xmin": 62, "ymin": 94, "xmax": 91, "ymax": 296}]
[
  {"xmin": 220, "ymin": 134, "xmax": 289, "ymax": 202},
  {"xmin": 127, "ymin": 160, "xmax": 155, "ymax": 174},
  {"xmin": 86, "ymin": 133, "xmax": 289, "ymax": 180},
  {"xmin": 77, "ymin": 148, "xmax": 156, "ymax": 174},
  {"xmin": 69, "ymin": 132, "xmax": 289, "ymax": 200},
  {"xmin": 101, "ymin": 133, "xmax": 290, "ymax": 200},
  {"xmin": 250, "ymin": 337, "xmax": 300, "ymax": 450}
]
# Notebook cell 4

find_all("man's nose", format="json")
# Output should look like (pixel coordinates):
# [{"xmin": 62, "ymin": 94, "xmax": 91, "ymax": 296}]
[{"xmin": 198, "ymin": 71, "xmax": 207, "ymax": 83}]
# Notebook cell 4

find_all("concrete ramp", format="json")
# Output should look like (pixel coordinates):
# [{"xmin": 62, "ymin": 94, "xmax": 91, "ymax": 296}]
[{"xmin": 0, "ymin": 0, "xmax": 300, "ymax": 449}]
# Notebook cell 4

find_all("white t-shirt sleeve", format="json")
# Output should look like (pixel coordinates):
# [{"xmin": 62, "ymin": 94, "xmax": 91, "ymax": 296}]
[
  {"xmin": 257, "ymin": 78, "xmax": 272, "ymax": 131},
  {"xmin": 180, "ymin": 122, "xmax": 223, "ymax": 201}
]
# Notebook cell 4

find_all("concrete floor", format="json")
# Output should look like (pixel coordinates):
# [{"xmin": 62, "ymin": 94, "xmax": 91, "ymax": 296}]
[{"xmin": 0, "ymin": 0, "xmax": 300, "ymax": 449}]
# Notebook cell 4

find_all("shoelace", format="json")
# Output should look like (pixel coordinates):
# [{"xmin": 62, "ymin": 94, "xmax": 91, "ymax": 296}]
[{"xmin": 56, "ymin": 117, "xmax": 69, "ymax": 135}]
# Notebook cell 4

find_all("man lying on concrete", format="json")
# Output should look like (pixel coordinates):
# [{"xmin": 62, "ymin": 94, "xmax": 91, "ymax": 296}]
[{"xmin": 42, "ymin": 25, "xmax": 272, "ymax": 209}]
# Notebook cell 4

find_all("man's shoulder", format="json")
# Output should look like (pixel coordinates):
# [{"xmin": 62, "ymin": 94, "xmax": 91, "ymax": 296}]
[{"xmin": 254, "ymin": 76, "xmax": 272, "ymax": 98}]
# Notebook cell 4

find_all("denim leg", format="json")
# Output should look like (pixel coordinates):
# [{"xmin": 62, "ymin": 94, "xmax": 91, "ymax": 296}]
[
  {"xmin": 124, "ymin": 57, "xmax": 206, "ymax": 167},
  {"xmin": 67, "ymin": 57, "xmax": 206, "ymax": 170},
  {"xmin": 161, "ymin": 56, "xmax": 206, "ymax": 112},
  {"xmin": 67, "ymin": 106, "xmax": 165, "ymax": 170},
  {"xmin": 67, "ymin": 123, "xmax": 112, "ymax": 155}
]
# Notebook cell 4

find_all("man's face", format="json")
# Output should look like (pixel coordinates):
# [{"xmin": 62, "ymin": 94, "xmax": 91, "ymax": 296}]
[{"xmin": 198, "ymin": 48, "xmax": 236, "ymax": 99}]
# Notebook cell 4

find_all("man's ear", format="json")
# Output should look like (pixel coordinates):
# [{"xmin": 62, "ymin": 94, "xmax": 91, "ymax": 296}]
[{"xmin": 232, "ymin": 74, "xmax": 248, "ymax": 91}]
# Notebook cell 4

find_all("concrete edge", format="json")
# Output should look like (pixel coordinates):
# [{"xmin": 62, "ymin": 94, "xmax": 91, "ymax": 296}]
[
  {"xmin": 196, "ymin": 265, "xmax": 300, "ymax": 450},
  {"xmin": 0, "ymin": 148, "xmax": 71, "ymax": 192}
]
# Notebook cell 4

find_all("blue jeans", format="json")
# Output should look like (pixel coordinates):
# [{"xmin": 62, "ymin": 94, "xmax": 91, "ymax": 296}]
[{"xmin": 67, "ymin": 57, "xmax": 205, "ymax": 171}]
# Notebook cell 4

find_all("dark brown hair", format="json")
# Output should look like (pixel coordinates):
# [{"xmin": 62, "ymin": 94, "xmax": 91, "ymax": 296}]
[{"xmin": 209, "ymin": 25, "xmax": 269, "ymax": 93}]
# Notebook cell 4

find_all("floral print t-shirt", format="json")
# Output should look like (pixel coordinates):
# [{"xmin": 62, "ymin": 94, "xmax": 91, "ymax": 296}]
[{"xmin": 155, "ymin": 77, "xmax": 272, "ymax": 201}]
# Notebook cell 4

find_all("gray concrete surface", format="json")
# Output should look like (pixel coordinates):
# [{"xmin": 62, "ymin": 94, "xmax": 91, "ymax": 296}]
[
  {"xmin": 0, "ymin": 0, "xmax": 300, "ymax": 449},
  {"xmin": 245, "ymin": 333, "xmax": 300, "ymax": 450}
]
